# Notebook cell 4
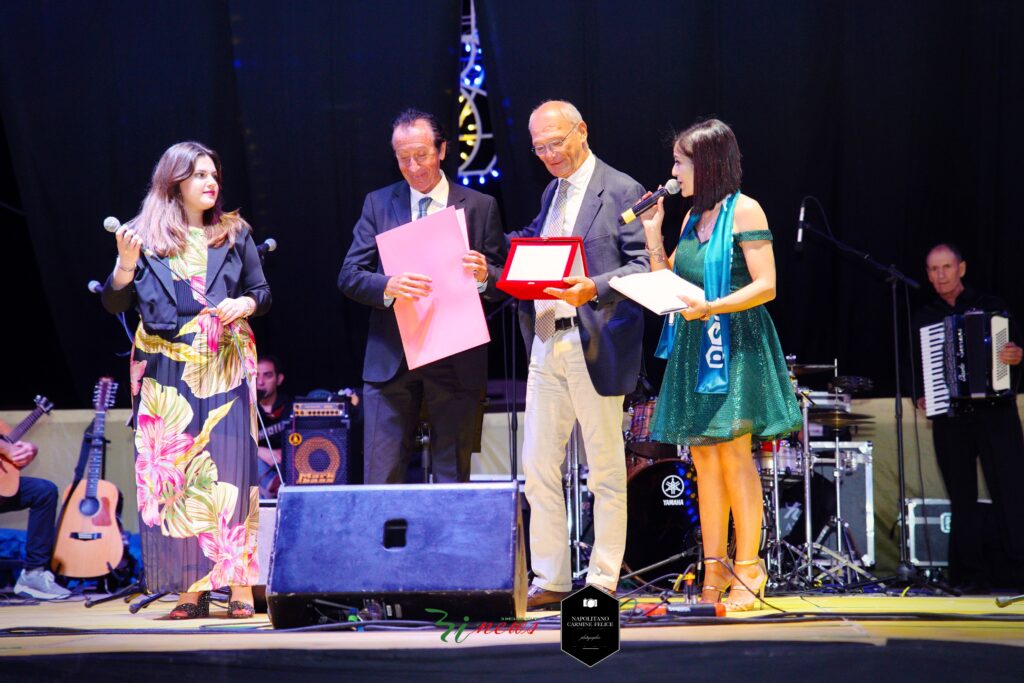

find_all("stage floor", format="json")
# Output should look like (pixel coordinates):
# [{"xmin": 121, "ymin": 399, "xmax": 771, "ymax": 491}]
[{"xmin": 3, "ymin": 592, "xmax": 1024, "ymax": 681}]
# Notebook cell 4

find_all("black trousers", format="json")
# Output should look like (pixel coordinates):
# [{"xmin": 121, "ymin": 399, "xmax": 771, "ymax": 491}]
[
  {"xmin": 0, "ymin": 476, "xmax": 59, "ymax": 570},
  {"xmin": 362, "ymin": 357, "xmax": 483, "ymax": 484},
  {"xmin": 932, "ymin": 401, "xmax": 1024, "ymax": 588}
]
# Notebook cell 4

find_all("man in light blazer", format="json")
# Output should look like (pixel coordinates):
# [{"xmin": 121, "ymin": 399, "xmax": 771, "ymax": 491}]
[
  {"xmin": 510, "ymin": 100, "xmax": 646, "ymax": 608},
  {"xmin": 338, "ymin": 109, "xmax": 505, "ymax": 485}
]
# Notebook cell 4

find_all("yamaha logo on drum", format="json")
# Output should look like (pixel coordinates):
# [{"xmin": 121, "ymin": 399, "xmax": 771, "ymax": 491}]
[{"xmin": 662, "ymin": 475, "xmax": 686, "ymax": 505}]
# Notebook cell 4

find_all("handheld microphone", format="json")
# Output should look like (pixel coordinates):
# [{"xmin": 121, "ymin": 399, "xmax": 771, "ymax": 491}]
[
  {"xmin": 104, "ymin": 216, "xmax": 121, "ymax": 233},
  {"xmin": 619, "ymin": 179, "xmax": 680, "ymax": 225},
  {"xmin": 795, "ymin": 201, "xmax": 806, "ymax": 252},
  {"xmin": 87, "ymin": 280, "xmax": 103, "ymax": 294},
  {"xmin": 256, "ymin": 238, "xmax": 278, "ymax": 256}
]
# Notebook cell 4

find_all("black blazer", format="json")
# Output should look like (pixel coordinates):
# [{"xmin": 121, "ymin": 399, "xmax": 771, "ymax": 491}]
[
  {"xmin": 101, "ymin": 231, "xmax": 272, "ymax": 330},
  {"xmin": 337, "ymin": 177, "xmax": 506, "ymax": 388},
  {"xmin": 509, "ymin": 158, "xmax": 647, "ymax": 396}
]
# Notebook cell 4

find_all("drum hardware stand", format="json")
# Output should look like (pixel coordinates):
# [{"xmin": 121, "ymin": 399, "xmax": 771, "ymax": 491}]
[
  {"xmin": 760, "ymin": 474, "xmax": 813, "ymax": 591},
  {"xmin": 790, "ymin": 541, "xmax": 876, "ymax": 585},
  {"xmin": 565, "ymin": 422, "xmax": 592, "ymax": 580},
  {"xmin": 800, "ymin": 394, "xmax": 815, "ymax": 581},
  {"xmin": 769, "ymin": 439, "xmax": 785, "ymax": 577}
]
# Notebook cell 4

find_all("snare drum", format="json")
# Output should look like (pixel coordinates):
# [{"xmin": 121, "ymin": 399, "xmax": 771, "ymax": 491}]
[
  {"xmin": 754, "ymin": 439, "xmax": 803, "ymax": 477},
  {"xmin": 625, "ymin": 399, "xmax": 678, "ymax": 460},
  {"xmin": 622, "ymin": 459, "xmax": 700, "ymax": 583}
]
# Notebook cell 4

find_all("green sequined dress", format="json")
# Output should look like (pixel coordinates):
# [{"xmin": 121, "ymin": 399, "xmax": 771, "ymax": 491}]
[{"xmin": 650, "ymin": 229, "xmax": 802, "ymax": 447}]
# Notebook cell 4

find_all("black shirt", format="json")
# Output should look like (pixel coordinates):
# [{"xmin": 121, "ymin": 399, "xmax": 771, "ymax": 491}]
[{"xmin": 258, "ymin": 393, "xmax": 291, "ymax": 450}]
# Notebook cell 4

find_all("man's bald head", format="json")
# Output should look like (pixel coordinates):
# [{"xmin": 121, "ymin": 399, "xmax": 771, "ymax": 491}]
[{"xmin": 528, "ymin": 100, "xmax": 590, "ymax": 179}]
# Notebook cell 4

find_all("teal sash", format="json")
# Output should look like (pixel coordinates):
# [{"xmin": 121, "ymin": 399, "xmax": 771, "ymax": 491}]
[{"xmin": 654, "ymin": 191, "xmax": 740, "ymax": 395}]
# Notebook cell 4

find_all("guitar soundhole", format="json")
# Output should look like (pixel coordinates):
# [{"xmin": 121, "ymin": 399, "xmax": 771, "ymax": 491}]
[{"xmin": 79, "ymin": 497, "xmax": 100, "ymax": 517}]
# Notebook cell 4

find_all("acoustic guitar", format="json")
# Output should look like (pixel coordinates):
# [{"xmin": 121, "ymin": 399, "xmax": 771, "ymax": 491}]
[
  {"xmin": 0, "ymin": 395, "xmax": 54, "ymax": 497},
  {"xmin": 51, "ymin": 377, "xmax": 125, "ymax": 579}
]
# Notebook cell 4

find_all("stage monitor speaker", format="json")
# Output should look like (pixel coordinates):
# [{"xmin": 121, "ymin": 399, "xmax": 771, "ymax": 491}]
[
  {"xmin": 266, "ymin": 482, "xmax": 527, "ymax": 629},
  {"xmin": 281, "ymin": 418, "xmax": 351, "ymax": 486}
]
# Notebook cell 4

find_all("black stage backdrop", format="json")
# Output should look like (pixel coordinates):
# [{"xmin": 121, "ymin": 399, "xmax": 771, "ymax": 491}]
[{"xmin": 0, "ymin": 0, "xmax": 1021, "ymax": 408}]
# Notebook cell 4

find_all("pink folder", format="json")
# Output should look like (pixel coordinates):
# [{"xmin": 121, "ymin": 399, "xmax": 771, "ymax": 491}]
[{"xmin": 375, "ymin": 206, "xmax": 490, "ymax": 370}]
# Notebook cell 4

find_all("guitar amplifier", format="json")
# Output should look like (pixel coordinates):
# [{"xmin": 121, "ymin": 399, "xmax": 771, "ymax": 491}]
[{"xmin": 281, "ymin": 402, "xmax": 353, "ymax": 486}]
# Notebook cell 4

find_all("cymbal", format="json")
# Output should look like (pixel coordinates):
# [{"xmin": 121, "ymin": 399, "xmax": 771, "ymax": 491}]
[
  {"xmin": 788, "ymin": 363, "xmax": 836, "ymax": 376},
  {"xmin": 807, "ymin": 409, "xmax": 872, "ymax": 419},
  {"xmin": 809, "ymin": 411, "xmax": 874, "ymax": 427}
]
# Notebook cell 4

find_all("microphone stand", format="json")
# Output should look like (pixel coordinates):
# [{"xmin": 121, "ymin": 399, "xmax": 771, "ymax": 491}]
[
  {"xmin": 799, "ymin": 222, "xmax": 931, "ymax": 590},
  {"xmin": 486, "ymin": 296, "xmax": 520, "ymax": 483}
]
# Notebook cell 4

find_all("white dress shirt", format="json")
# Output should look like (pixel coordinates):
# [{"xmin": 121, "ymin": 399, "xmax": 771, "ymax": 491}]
[{"xmin": 542, "ymin": 151, "xmax": 597, "ymax": 319}]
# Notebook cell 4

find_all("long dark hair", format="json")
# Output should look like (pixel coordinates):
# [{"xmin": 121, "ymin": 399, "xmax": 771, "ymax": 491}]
[
  {"xmin": 130, "ymin": 141, "xmax": 249, "ymax": 256},
  {"xmin": 674, "ymin": 119, "xmax": 742, "ymax": 214}
]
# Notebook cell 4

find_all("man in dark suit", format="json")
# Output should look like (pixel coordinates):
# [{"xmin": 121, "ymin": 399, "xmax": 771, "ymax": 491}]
[
  {"xmin": 510, "ymin": 100, "xmax": 646, "ymax": 608},
  {"xmin": 338, "ymin": 109, "xmax": 505, "ymax": 484}
]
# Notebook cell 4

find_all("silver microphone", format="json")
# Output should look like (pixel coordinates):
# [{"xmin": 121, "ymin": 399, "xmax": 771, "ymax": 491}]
[
  {"xmin": 256, "ymin": 238, "xmax": 278, "ymax": 256},
  {"xmin": 87, "ymin": 280, "xmax": 103, "ymax": 294},
  {"xmin": 103, "ymin": 216, "xmax": 121, "ymax": 233}
]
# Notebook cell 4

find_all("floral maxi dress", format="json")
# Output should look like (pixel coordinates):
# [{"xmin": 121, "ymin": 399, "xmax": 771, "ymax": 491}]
[{"xmin": 131, "ymin": 227, "xmax": 260, "ymax": 593}]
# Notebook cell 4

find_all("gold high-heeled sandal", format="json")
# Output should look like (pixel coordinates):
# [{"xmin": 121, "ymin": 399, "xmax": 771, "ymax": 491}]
[
  {"xmin": 724, "ymin": 558, "xmax": 767, "ymax": 612},
  {"xmin": 700, "ymin": 557, "xmax": 731, "ymax": 603}
]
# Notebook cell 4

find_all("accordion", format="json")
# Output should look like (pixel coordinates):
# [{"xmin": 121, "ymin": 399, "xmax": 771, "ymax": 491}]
[{"xmin": 920, "ymin": 310, "xmax": 1011, "ymax": 417}]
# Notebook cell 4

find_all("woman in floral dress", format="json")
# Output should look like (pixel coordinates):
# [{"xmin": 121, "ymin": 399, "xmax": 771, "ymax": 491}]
[{"xmin": 102, "ymin": 141, "xmax": 271, "ymax": 618}]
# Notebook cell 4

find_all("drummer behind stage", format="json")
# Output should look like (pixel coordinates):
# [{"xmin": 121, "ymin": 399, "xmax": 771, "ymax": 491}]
[{"xmin": 913, "ymin": 243, "xmax": 1024, "ymax": 593}]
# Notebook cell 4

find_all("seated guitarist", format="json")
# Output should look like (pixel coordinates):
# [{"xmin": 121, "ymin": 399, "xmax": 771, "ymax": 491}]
[{"xmin": 0, "ymin": 422, "xmax": 70, "ymax": 600}]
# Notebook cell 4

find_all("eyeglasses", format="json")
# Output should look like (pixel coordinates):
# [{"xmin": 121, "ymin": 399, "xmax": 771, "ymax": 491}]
[
  {"xmin": 530, "ymin": 122, "xmax": 579, "ymax": 157},
  {"xmin": 395, "ymin": 149, "xmax": 436, "ymax": 166}
]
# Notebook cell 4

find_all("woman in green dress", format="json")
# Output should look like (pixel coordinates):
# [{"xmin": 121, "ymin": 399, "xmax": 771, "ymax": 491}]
[{"xmin": 640, "ymin": 119, "xmax": 801, "ymax": 611}]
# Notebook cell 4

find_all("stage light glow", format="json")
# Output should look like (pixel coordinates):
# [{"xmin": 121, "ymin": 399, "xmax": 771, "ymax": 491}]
[{"xmin": 457, "ymin": 0, "xmax": 499, "ymax": 186}]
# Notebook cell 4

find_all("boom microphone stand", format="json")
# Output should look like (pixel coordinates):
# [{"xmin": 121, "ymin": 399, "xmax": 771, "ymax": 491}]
[{"xmin": 798, "ymin": 211, "xmax": 923, "ymax": 586}]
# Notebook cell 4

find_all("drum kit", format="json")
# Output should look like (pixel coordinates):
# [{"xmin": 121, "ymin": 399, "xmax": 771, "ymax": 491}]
[{"xmin": 609, "ymin": 357, "xmax": 880, "ymax": 591}]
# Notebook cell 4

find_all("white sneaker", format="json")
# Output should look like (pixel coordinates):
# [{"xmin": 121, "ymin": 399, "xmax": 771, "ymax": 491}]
[{"xmin": 14, "ymin": 568, "xmax": 71, "ymax": 600}]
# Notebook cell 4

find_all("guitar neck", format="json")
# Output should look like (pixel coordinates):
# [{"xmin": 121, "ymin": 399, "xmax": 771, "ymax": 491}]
[
  {"xmin": 86, "ymin": 411, "xmax": 107, "ymax": 500},
  {"xmin": 6, "ymin": 406, "xmax": 47, "ymax": 443}
]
